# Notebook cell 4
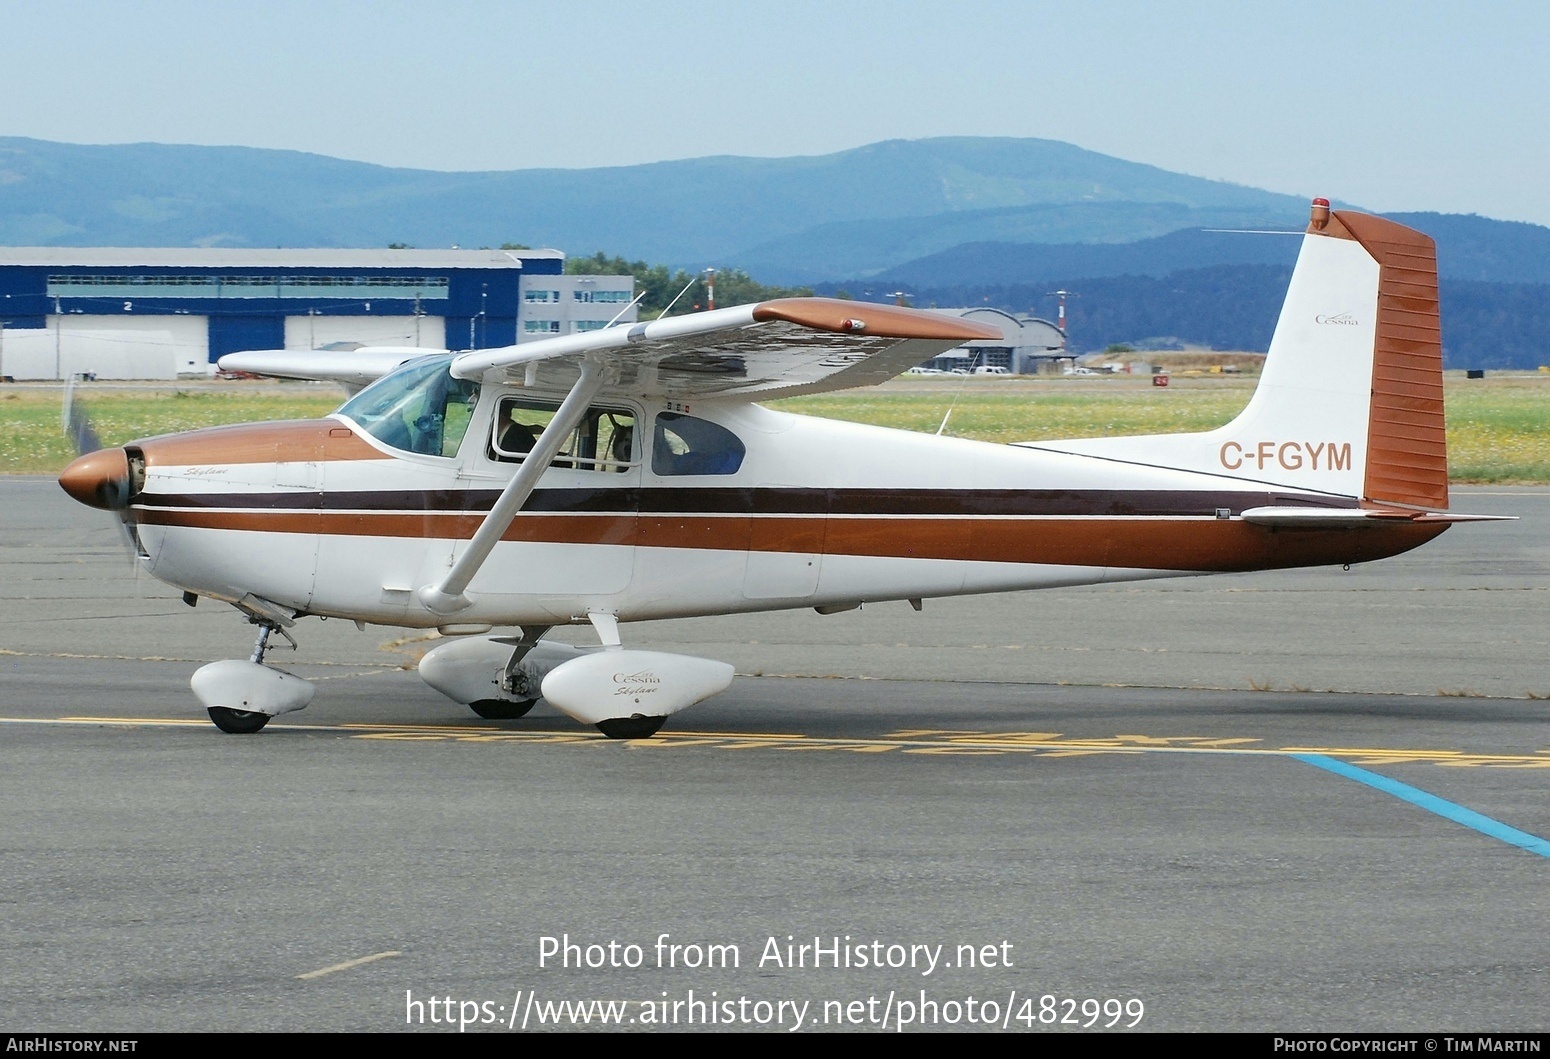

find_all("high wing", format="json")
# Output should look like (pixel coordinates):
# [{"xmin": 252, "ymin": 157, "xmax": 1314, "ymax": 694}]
[
  {"xmin": 411, "ymin": 298, "xmax": 999, "ymax": 617},
  {"xmin": 449, "ymin": 298, "xmax": 1002, "ymax": 400},
  {"xmin": 216, "ymin": 347, "xmax": 443, "ymax": 393}
]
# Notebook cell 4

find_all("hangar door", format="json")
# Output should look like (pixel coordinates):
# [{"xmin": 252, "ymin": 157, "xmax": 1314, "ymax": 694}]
[{"xmin": 284, "ymin": 315, "xmax": 446, "ymax": 350}]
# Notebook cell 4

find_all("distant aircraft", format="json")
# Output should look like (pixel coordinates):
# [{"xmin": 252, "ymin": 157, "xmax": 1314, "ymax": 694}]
[{"xmin": 59, "ymin": 201, "xmax": 1505, "ymax": 736}]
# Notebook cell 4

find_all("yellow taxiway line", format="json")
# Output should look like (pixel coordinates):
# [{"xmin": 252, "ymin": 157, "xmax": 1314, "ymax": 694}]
[{"xmin": 0, "ymin": 715, "xmax": 1545, "ymax": 769}]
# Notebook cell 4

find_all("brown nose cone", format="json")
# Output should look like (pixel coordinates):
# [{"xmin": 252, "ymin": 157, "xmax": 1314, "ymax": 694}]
[{"xmin": 59, "ymin": 448, "xmax": 132, "ymax": 509}]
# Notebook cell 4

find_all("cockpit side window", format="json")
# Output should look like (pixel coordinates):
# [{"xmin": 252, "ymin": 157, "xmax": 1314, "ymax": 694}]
[
  {"xmin": 489, "ymin": 396, "xmax": 636, "ymax": 472},
  {"xmin": 337, "ymin": 355, "xmax": 480, "ymax": 457},
  {"xmin": 652, "ymin": 412, "xmax": 745, "ymax": 476}
]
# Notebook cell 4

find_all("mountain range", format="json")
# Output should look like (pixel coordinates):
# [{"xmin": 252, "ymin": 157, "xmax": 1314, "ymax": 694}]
[
  {"xmin": 0, "ymin": 135, "xmax": 1544, "ymax": 365},
  {"xmin": 0, "ymin": 135, "xmax": 1311, "ymax": 273}
]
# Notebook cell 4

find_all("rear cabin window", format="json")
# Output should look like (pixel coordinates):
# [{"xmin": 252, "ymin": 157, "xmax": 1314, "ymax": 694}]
[
  {"xmin": 489, "ymin": 396, "xmax": 635, "ymax": 472},
  {"xmin": 652, "ymin": 412, "xmax": 745, "ymax": 476}
]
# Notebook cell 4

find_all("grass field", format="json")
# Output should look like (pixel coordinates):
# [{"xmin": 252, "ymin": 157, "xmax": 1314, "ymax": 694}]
[{"xmin": 4, "ymin": 374, "xmax": 1546, "ymax": 482}]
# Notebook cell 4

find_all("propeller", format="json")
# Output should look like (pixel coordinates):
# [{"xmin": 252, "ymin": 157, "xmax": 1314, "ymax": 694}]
[{"xmin": 60, "ymin": 379, "xmax": 145, "ymax": 563}]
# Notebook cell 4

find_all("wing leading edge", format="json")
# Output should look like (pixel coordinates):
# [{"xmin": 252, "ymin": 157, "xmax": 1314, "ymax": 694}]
[{"xmin": 449, "ymin": 298, "xmax": 1002, "ymax": 401}]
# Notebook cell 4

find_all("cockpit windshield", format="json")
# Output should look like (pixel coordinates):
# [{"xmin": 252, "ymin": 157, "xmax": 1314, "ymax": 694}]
[{"xmin": 336, "ymin": 354, "xmax": 480, "ymax": 457}]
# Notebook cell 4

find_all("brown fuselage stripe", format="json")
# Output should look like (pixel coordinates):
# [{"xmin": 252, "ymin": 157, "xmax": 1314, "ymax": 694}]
[
  {"xmin": 135, "ymin": 508, "xmax": 1444, "ymax": 573},
  {"xmin": 136, "ymin": 486, "xmax": 1357, "ymax": 518}
]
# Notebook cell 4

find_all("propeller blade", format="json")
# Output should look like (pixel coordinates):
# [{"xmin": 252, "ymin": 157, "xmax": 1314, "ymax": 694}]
[{"xmin": 60, "ymin": 379, "xmax": 142, "ymax": 564}]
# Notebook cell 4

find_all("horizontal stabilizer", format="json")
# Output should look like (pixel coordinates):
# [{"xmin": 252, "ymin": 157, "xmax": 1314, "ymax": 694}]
[{"xmin": 1241, "ymin": 506, "xmax": 1515, "ymax": 527}]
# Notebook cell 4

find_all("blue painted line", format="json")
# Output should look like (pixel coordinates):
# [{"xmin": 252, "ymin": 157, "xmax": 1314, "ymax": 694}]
[{"xmin": 1293, "ymin": 753, "xmax": 1550, "ymax": 859}]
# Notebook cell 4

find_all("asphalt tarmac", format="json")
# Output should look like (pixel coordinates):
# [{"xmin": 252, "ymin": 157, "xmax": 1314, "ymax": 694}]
[{"xmin": 2, "ymin": 478, "xmax": 1547, "ymax": 1033}]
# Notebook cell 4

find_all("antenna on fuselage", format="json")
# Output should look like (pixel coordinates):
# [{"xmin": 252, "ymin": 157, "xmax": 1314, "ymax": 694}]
[{"xmin": 935, "ymin": 372, "xmax": 971, "ymax": 436}]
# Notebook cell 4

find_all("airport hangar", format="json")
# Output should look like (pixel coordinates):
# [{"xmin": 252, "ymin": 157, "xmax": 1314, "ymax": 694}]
[
  {"xmin": 0, "ymin": 247, "xmax": 637, "ymax": 380},
  {"xmin": 919, "ymin": 307, "xmax": 1067, "ymax": 373}
]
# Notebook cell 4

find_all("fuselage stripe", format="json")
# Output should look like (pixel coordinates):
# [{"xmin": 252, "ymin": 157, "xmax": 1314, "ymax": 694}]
[{"xmin": 133, "ymin": 507, "xmax": 1444, "ymax": 573}]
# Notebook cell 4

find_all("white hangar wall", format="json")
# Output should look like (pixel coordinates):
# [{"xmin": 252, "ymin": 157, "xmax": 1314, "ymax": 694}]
[
  {"xmin": 282, "ymin": 315, "xmax": 447, "ymax": 351},
  {"xmin": 1, "ymin": 315, "xmax": 206, "ymax": 379}
]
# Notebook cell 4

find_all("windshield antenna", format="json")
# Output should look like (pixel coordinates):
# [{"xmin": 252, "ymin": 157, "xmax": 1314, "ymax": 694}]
[{"xmin": 654, "ymin": 275, "xmax": 699, "ymax": 321}]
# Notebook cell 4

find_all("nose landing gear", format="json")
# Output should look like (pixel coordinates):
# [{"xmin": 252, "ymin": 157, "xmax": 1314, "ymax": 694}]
[{"xmin": 191, "ymin": 616, "xmax": 314, "ymax": 734}]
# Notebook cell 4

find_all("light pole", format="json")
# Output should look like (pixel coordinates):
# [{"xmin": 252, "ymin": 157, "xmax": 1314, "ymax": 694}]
[{"xmin": 1046, "ymin": 290, "xmax": 1071, "ymax": 348}]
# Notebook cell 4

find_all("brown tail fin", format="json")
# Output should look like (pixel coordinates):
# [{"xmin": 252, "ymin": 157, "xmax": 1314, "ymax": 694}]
[{"xmin": 1324, "ymin": 211, "xmax": 1448, "ymax": 510}]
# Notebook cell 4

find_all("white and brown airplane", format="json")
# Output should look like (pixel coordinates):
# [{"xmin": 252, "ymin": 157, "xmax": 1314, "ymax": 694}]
[{"xmin": 58, "ymin": 202, "xmax": 1503, "ymax": 736}]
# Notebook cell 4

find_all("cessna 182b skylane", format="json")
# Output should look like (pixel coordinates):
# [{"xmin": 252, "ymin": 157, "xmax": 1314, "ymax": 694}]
[{"xmin": 59, "ymin": 203, "xmax": 1504, "ymax": 737}]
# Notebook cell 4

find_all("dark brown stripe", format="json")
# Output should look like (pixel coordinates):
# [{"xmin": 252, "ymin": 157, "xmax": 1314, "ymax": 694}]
[{"xmin": 136, "ymin": 486, "xmax": 1358, "ymax": 518}]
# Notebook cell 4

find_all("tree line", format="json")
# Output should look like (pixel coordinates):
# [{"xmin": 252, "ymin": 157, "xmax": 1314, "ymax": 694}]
[{"xmin": 563, "ymin": 252, "xmax": 812, "ymax": 318}]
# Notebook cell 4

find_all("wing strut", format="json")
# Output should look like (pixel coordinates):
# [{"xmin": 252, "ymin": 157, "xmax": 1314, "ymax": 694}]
[{"xmin": 417, "ymin": 360, "xmax": 606, "ymax": 615}]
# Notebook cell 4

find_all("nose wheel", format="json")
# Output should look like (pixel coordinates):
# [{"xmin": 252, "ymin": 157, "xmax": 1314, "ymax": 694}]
[
  {"xmin": 191, "ymin": 613, "xmax": 311, "ymax": 734},
  {"xmin": 207, "ymin": 620, "xmax": 286, "ymax": 733}
]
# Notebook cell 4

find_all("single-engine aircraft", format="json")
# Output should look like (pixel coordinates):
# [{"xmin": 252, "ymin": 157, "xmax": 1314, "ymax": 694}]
[{"xmin": 58, "ymin": 203, "xmax": 1506, "ymax": 737}]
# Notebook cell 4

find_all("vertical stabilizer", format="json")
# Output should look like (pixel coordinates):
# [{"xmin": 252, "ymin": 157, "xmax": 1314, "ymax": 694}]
[{"xmin": 1024, "ymin": 202, "xmax": 1449, "ymax": 510}]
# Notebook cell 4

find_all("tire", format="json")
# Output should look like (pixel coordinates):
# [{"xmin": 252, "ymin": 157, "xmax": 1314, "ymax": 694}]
[
  {"xmin": 207, "ymin": 706, "xmax": 270, "ymax": 734},
  {"xmin": 595, "ymin": 715, "xmax": 666, "ymax": 740},
  {"xmin": 468, "ymin": 698, "xmax": 537, "ymax": 720}
]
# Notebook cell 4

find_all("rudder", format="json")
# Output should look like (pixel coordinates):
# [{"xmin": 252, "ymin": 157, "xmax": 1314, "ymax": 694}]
[{"xmin": 1329, "ymin": 209, "xmax": 1447, "ymax": 510}]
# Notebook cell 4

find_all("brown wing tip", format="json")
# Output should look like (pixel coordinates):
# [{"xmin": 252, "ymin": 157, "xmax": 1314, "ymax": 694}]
[{"xmin": 753, "ymin": 298, "xmax": 1004, "ymax": 341}]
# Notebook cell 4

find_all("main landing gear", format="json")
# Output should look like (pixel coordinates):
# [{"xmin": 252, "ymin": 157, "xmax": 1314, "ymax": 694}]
[
  {"xmin": 208, "ymin": 704, "xmax": 270, "ymax": 734},
  {"xmin": 467, "ymin": 697, "xmax": 537, "ymax": 720},
  {"xmin": 416, "ymin": 616, "xmax": 734, "ymax": 739},
  {"xmin": 467, "ymin": 626, "xmax": 545, "ymax": 719},
  {"xmin": 595, "ymin": 715, "xmax": 667, "ymax": 740},
  {"xmin": 418, "ymin": 627, "xmax": 564, "ymax": 722}
]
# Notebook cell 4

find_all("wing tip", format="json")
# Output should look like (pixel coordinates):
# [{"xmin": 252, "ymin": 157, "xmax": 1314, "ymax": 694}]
[{"xmin": 753, "ymin": 297, "xmax": 1003, "ymax": 341}]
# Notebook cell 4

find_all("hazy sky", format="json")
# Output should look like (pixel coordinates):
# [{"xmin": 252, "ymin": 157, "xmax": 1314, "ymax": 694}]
[{"xmin": 4, "ymin": 0, "xmax": 1548, "ymax": 225}]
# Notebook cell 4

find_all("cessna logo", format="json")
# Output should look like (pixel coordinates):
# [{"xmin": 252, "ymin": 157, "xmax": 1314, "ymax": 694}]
[
  {"xmin": 1221, "ymin": 441, "xmax": 1352, "ymax": 472},
  {"xmin": 612, "ymin": 670, "xmax": 662, "ymax": 697},
  {"xmin": 1315, "ymin": 312, "xmax": 1359, "ymax": 326}
]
